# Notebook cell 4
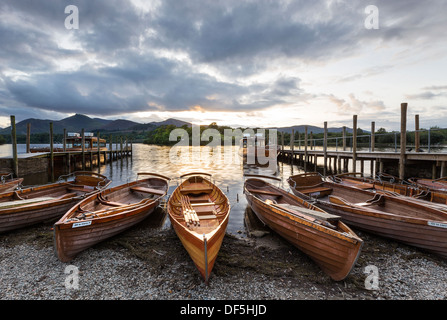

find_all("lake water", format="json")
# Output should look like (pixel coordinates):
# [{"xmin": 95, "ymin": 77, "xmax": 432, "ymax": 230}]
[{"xmin": 0, "ymin": 143, "xmax": 306, "ymax": 237}]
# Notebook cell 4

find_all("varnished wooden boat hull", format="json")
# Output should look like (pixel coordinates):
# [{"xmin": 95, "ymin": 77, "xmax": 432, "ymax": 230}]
[
  {"xmin": 0, "ymin": 172, "xmax": 110, "ymax": 233},
  {"xmin": 169, "ymin": 211, "xmax": 229, "ymax": 282},
  {"xmin": 0, "ymin": 177, "xmax": 23, "ymax": 193},
  {"xmin": 331, "ymin": 173, "xmax": 447, "ymax": 209},
  {"xmin": 288, "ymin": 173, "xmax": 447, "ymax": 258},
  {"xmin": 54, "ymin": 199, "xmax": 159, "ymax": 262},
  {"xmin": 167, "ymin": 173, "xmax": 230, "ymax": 283},
  {"xmin": 53, "ymin": 174, "xmax": 169, "ymax": 262},
  {"xmin": 244, "ymin": 178, "xmax": 363, "ymax": 281}
]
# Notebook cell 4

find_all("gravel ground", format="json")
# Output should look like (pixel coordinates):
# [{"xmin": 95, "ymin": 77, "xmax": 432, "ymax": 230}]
[{"xmin": 0, "ymin": 207, "xmax": 446, "ymax": 306}]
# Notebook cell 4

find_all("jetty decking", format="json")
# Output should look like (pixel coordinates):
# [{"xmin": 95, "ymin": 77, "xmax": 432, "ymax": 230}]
[
  {"xmin": 277, "ymin": 104, "xmax": 447, "ymax": 179},
  {"xmin": 2, "ymin": 116, "xmax": 132, "ymax": 179}
]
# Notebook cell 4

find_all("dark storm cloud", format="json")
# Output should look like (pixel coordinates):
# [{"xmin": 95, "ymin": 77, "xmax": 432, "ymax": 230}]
[{"xmin": 0, "ymin": 0, "xmax": 445, "ymax": 122}]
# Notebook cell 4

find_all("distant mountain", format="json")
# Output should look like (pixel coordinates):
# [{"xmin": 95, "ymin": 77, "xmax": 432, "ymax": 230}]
[{"xmin": 0, "ymin": 114, "xmax": 192, "ymax": 135}]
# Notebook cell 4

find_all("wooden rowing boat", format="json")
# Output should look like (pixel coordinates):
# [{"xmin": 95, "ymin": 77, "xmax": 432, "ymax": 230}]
[
  {"xmin": 330, "ymin": 173, "xmax": 447, "ymax": 211},
  {"xmin": 288, "ymin": 172, "xmax": 447, "ymax": 258},
  {"xmin": 0, "ymin": 173, "xmax": 23, "ymax": 193},
  {"xmin": 0, "ymin": 171, "xmax": 110, "ymax": 233},
  {"xmin": 167, "ymin": 172, "xmax": 230, "ymax": 284},
  {"xmin": 244, "ymin": 174, "xmax": 363, "ymax": 281},
  {"xmin": 408, "ymin": 176, "xmax": 447, "ymax": 193},
  {"xmin": 53, "ymin": 172, "xmax": 170, "ymax": 262}
]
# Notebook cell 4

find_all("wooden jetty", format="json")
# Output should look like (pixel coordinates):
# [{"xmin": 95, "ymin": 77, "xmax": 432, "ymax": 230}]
[
  {"xmin": 1, "ymin": 116, "xmax": 132, "ymax": 179},
  {"xmin": 278, "ymin": 103, "xmax": 447, "ymax": 180}
]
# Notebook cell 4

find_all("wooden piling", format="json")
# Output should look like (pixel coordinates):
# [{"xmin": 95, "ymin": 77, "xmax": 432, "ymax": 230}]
[
  {"xmin": 50, "ymin": 122, "xmax": 54, "ymax": 181},
  {"xmin": 304, "ymin": 126, "xmax": 308, "ymax": 171},
  {"xmin": 371, "ymin": 121, "xmax": 375, "ymax": 177},
  {"xmin": 415, "ymin": 114, "xmax": 420, "ymax": 152},
  {"xmin": 323, "ymin": 121, "xmax": 327, "ymax": 176},
  {"xmin": 26, "ymin": 123, "xmax": 31, "ymax": 153},
  {"xmin": 352, "ymin": 115, "xmax": 358, "ymax": 173},
  {"xmin": 63, "ymin": 128, "xmax": 67, "ymax": 152},
  {"xmin": 97, "ymin": 132, "xmax": 101, "ymax": 166},
  {"xmin": 10, "ymin": 116, "xmax": 18, "ymax": 177},
  {"xmin": 81, "ymin": 128, "xmax": 85, "ymax": 170},
  {"xmin": 290, "ymin": 129, "xmax": 294, "ymax": 164},
  {"xmin": 399, "ymin": 103, "xmax": 407, "ymax": 180}
]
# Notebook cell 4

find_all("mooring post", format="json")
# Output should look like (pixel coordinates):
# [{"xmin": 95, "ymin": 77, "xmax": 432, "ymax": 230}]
[
  {"xmin": 399, "ymin": 103, "xmax": 408, "ymax": 180},
  {"xmin": 304, "ymin": 126, "xmax": 308, "ymax": 172},
  {"xmin": 371, "ymin": 121, "xmax": 375, "ymax": 177},
  {"xmin": 323, "ymin": 121, "xmax": 328, "ymax": 176},
  {"xmin": 415, "ymin": 114, "xmax": 420, "ymax": 152},
  {"xmin": 81, "ymin": 128, "xmax": 85, "ymax": 170},
  {"xmin": 290, "ymin": 129, "xmax": 294, "ymax": 164},
  {"xmin": 10, "ymin": 116, "xmax": 18, "ymax": 177},
  {"xmin": 109, "ymin": 135, "xmax": 113, "ymax": 162},
  {"xmin": 97, "ymin": 132, "xmax": 101, "ymax": 166},
  {"xmin": 50, "ymin": 122, "xmax": 54, "ymax": 181},
  {"xmin": 352, "ymin": 115, "xmax": 358, "ymax": 173},
  {"xmin": 26, "ymin": 123, "xmax": 31, "ymax": 153},
  {"xmin": 342, "ymin": 126, "xmax": 347, "ymax": 171},
  {"xmin": 63, "ymin": 128, "xmax": 67, "ymax": 152},
  {"xmin": 120, "ymin": 136, "xmax": 123, "ymax": 158}
]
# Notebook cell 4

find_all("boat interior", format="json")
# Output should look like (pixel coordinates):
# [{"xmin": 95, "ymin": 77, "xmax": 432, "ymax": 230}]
[
  {"xmin": 245, "ymin": 178, "xmax": 341, "ymax": 229},
  {"xmin": 290, "ymin": 174, "xmax": 447, "ymax": 220},
  {"xmin": 170, "ymin": 176, "xmax": 229, "ymax": 233}
]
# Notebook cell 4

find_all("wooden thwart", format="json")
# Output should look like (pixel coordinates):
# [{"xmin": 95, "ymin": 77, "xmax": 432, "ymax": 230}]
[{"xmin": 130, "ymin": 186, "xmax": 165, "ymax": 196}]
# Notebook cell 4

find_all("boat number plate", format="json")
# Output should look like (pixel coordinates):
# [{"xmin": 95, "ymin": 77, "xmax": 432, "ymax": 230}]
[
  {"xmin": 428, "ymin": 221, "xmax": 447, "ymax": 229},
  {"xmin": 72, "ymin": 221, "xmax": 92, "ymax": 228}
]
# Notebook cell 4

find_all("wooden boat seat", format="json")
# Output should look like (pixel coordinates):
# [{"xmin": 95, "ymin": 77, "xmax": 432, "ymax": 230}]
[
  {"xmin": 276, "ymin": 203, "xmax": 340, "ymax": 222},
  {"xmin": 68, "ymin": 186, "xmax": 96, "ymax": 193},
  {"xmin": 0, "ymin": 197, "xmax": 56, "ymax": 209},
  {"xmin": 97, "ymin": 197, "xmax": 124, "ymax": 207},
  {"xmin": 180, "ymin": 185, "xmax": 213, "ymax": 194},
  {"xmin": 130, "ymin": 186, "xmax": 165, "ymax": 196},
  {"xmin": 246, "ymin": 188, "xmax": 283, "ymax": 197},
  {"xmin": 198, "ymin": 214, "xmax": 217, "ymax": 220},
  {"xmin": 190, "ymin": 202, "xmax": 215, "ymax": 207},
  {"xmin": 299, "ymin": 186, "xmax": 333, "ymax": 197}
]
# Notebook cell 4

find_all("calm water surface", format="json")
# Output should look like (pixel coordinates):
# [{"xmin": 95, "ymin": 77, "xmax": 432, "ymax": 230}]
[{"xmin": 0, "ymin": 143, "xmax": 306, "ymax": 236}]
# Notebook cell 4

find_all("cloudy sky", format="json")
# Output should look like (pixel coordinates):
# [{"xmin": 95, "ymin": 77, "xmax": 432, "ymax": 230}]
[{"xmin": 1, "ymin": 0, "xmax": 446, "ymax": 130}]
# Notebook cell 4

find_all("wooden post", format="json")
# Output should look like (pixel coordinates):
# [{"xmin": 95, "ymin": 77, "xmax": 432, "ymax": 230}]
[
  {"xmin": 415, "ymin": 114, "xmax": 420, "ymax": 152},
  {"xmin": 10, "ymin": 116, "xmax": 18, "ymax": 177},
  {"xmin": 63, "ymin": 128, "xmax": 67, "ymax": 152},
  {"xmin": 50, "ymin": 122, "xmax": 54, "ymax": 181},
  {"xmin": 310, "ymin": 131, "xmax": 313, "ymax": 150},
  {"xmin": 120, "ymin": 136, "xmax": 123, "ymax": 158},
  {"xmin": 440, "ymin": 161, "xmax": 446, "ymax": 178},
  {"xmin": 26, "ymin": 123, "xmax": 31, "ymax": 153},
  {"xmin": 281, "ymin": 131, "xmax": 284, "ymax": 152},
  {"xmin": 342, "ymin": 126, "xmax": 347, "ymax": 171},
  {"xmin": 323, "ymin": 121, "xmax": 328, "ymax": 176},
  {"xmin": 97, "ymin": 132, "xmax": 101, "ymax": 166},
  {"xmin": 290, "ymin": 129, "xmax": 294, "ymax": 164},
  {"xmin": 304, "ymin": 126, "xmax": 308, "ymax": 172},
  {"xmin": 371, "ymin": 121, "xmax": 375, "ymax": 177},
  {"xmin": 109, "ymin": 135, "xmax": 113, "ymax": 162},
  {"xmin": 352, "ymin": 115, "xmax": 357, "ymax": 173},
  {"xmin": 342, "ymin": 126, "xmax": 347, "ymax": 151},
  {"xmin": 399, "ymin": 103, "xmax": 408, "ymax": 180},
  {"xmin": 81, "ymin": 128, "xmax": 85, "ymax": 170}
]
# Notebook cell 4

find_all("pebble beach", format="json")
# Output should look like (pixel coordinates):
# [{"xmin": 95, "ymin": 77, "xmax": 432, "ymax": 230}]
[{"xmin": 1, "ymin": 210, "xmax": 446, "ymax": 304}]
